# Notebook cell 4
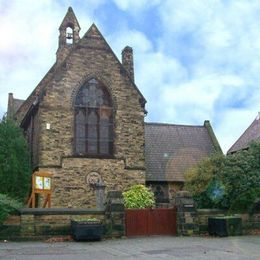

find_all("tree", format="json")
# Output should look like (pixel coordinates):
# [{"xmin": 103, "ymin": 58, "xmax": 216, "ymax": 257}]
[
  {"xmin": 184, "ymin": 153, "xmax": 226, "ymax": 208},
  {"xmin": 184, "ymin": 143, "xmax": 260, "ymax": 212},
  {"xmin": 0, "ymin": 117, "xmax": 31, "ymax": 201}
]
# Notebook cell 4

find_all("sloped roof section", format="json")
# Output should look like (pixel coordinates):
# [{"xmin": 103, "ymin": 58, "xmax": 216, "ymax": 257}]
[
  {"xmin": 81, "ymin": 23, "xmax": 146, "ymax": 104},
  {"xmin": 145, "ymin": 122, "xmax": 218, "ymax": 182},
  {"xmin": 228, "ymin": 112, "xmax": 260, "ymax": 154},
  {"xmin": 13, "ymin": 98, "xmax": 24, "ymax": 113},
  {"xmin": 7, "ymin": 93, "xmax": 25, "ymax": 118},
  {"xmin": 15, "ymin": 64, "xmax": 57, "ymax": 122}
]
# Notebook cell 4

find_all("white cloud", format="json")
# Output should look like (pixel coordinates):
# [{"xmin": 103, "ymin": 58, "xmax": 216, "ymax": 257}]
[
  {"xmin": 0, "ymin": 0, "xmax": 96, "ymax": 117},
  {"xmin": 112, "ymin": 0, "xmax": 161, "ymax": 12},
  {"xmin": 108, "ymin": 29, "xmax": 153, "ymax": 55},
  {"xmin": 215, "ymin": 109, "xmax": 257, "ymax": 153},
  {"xmin": 1, "ymin": 0, "xmax": 260, "ymax": 154},
  {"xmin": 155, "ymin": 1, "xmax": 260, "ymax": 152}
]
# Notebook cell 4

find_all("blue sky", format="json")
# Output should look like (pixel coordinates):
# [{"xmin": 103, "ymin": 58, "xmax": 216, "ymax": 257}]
[{"xmin": 1, "ymin": 0, "xmax": 260, "ymax": 153}]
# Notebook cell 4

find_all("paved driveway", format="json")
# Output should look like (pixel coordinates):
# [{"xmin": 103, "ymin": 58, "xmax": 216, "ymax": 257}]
[{"xmin": 0, "ymin": 236, "xmax": 259, "ymax": 259}]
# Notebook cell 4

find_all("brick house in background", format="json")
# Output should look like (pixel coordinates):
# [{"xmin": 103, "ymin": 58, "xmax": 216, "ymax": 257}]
[
  {"xmin": 7, "ymin": 7, "xmax": 222, "ymax": 207},
  {"xmin": 228, "ymin": 112, "xmax": 260, "ymax": 154}
]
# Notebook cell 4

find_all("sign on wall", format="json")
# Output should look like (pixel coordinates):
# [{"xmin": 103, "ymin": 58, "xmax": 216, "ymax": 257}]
[
  {"xmin": 27, "ymin": 171, "xmax": 53, "ymax": 208},
  {"xmin": 35, "ymin": 175, "xmax": 51, "ymax": 190}
]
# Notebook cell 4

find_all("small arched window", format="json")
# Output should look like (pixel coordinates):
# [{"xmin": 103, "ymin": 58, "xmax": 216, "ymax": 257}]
[
  {"xmin": 66, "ymin": 27, "xmax": 73, "ymax": 44},
  {"xmin": 74, "ymin": 78, "xmax": 113, "ymax": 157}
]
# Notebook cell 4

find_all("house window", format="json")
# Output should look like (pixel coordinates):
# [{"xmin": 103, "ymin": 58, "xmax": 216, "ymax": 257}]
[{"xmin": 74, "ymin": 78, "xmax": 113, "ymax": 157}]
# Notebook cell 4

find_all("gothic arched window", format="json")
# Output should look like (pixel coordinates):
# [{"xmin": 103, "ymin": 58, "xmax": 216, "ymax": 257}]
[{"xmin": 74, "ymin": 78, "xmax": 113, "ymax": 157}]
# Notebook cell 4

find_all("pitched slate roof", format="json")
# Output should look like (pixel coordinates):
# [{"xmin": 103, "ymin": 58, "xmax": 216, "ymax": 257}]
[
  {"xmin": 7, "ymin": 93, "xmax": 25, "ymax": 118},
  {"xmin": 145, "ymin": 122, "xmax": 219, "ymax": 182},
  {"xmin": 228, "ymin": 113, "xmax": 260, "ymax": 154},
  {"xmin": 13, "ymin": 98, "xmax": 24, "ymax": 114}
]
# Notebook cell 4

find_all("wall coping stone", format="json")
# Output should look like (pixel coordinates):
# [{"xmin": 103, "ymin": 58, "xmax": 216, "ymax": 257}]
[
  {"xmin": 19, "ymin": 208, "xmax": 105, "ymax": 215},
  {"xmin": 197, "ymin": 209, "xmax": 226, "ymax": 214}
]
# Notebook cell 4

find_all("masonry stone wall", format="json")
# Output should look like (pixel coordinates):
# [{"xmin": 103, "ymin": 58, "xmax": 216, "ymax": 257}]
[
  {"xmin": 32, "ymin": 108, "xmax": 40, "ymax": 168},
  {"xmin": 27, "ymin": 25, "xmax": 146, "ymax": 208},
  {"xmin": 41, "ymin": 159, "xmax": 144, "ymax": 208},
  {"xmin": 19, "ymin": 208, "xmax": 105, "ymax": 239}
]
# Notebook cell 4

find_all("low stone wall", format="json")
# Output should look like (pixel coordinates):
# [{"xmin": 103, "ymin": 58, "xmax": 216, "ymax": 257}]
[
  {"xmin": 0, "ymin": 191, "xmax": 126, "ymax": 241},
  {"xmin": 0, "ymin": 208, "xmax": 105, "ymax": 240},
  {"xmin": 197, "ymin": 209, "xmax": 226, "ymax": 234},
  {"xmin": 175, "ymin": 191, "xmax": 198, "ymax": 236},
  {"xmin": 105, "ymin": 191, "xmax": 125, "ymax": 237},
  {"xmin": 197, "ymin": 209, "xmax": 260, "ymax": 234}
]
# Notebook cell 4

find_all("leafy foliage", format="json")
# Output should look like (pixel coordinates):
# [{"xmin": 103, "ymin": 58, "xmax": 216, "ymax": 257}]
[
  {"xmin": 184, "ymin": 143, "xmax": 260, "ymax": 212},
  {"xmin": 123, "ymin": 184, "xmax": 155, "ymax": 209},
  {"xmin": 0, "ymin": 193, "xmax": 22, "ymax": 224},
  {"xmin": 0, "ymin": 118, "xmax": 31, "ymax": 201}
]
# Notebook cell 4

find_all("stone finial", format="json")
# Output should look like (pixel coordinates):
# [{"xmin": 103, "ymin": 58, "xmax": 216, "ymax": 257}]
[{"xmin": 122, "ymin": 46, "xmax": 134, "ymax": 82}]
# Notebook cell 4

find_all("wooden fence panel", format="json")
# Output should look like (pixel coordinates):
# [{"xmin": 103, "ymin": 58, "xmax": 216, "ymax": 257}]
[
  {"xmin": 125, "ymin": 208, "xmax": 176, "ymax": 237},
  {"xmin": 148, "ymin": 208, "xmax": 176, "ymax": 235},
  {"xmin": 125, "ymin": 209, "xmax": 148, "ymax": 236}
]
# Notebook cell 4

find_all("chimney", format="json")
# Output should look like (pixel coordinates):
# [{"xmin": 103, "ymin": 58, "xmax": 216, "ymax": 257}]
[
  {"xmin": 7, "ymin": 93, "xmax": 14, "ymax": 119},
  {"xmin": 122, "ymin": 46, "xmax": 134, "ymax": 82}
]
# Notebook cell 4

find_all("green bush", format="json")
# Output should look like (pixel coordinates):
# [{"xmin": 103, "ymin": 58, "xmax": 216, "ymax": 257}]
[
  {"xmin": 184, "ymin": 142, "xmax": 260, "ymax": 212},
  {"xmin": 229, "ymin": 188, "xmax": 260, "ymax": 213},
  {"xmin": 123, "ymin": 184, "xmax": 155, "ymax": 209},
  {"xmin": 185, "ymin": 154, "xmax": 226, "ymax": 208},
  {"xmin": 0, "ymin": 118, "xmax": 31, "ymax": 201},
  {"xmin": 0, "ymin": 193, "xmax": 22, "ymax": 224}
]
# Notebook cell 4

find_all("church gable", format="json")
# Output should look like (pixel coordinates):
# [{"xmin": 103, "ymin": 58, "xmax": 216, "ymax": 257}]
[
  {"xmin": 38, "ymin": 17, "xmax": 146, "ymax": 166},
  {"xmin": 12, "ymin": 8, "xmax": 147, "ymax": 208}
]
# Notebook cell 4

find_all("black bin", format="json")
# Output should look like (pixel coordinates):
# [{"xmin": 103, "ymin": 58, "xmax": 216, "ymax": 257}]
[{"xmin": 208, "ymin": 216, "xmax": 242, "ymax": 237}]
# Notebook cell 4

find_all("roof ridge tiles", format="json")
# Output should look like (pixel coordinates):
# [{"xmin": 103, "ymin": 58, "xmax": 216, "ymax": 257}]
[{"xmin": 145, "ymin": 122, "xmax": 205, "ymax": 128}]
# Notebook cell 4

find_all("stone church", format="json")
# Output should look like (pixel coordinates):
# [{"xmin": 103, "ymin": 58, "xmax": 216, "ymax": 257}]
[{"xmin": 7, "ymin": 7, "xmax": 222, "ymax": 208}]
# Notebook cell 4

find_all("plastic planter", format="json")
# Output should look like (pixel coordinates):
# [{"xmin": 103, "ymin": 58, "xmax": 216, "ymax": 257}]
[
  {"xmin": 208, "ymin": 216, "xmax": 242, "ymax": 237},
  {"xmin": 71, "ymin": 220, "xmax": 104, "ymax": 241}
]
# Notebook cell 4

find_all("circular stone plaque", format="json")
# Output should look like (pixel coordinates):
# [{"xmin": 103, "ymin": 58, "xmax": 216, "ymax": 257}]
[{"xmin": 86, "ymin": 171, "xmax": 102, "ymax": 185}]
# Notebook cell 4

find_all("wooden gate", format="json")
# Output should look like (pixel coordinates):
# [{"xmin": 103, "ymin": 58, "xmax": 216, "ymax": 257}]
[{"xmin": 125, "ymin": 208, "xmax": 177, "ymax": 237}]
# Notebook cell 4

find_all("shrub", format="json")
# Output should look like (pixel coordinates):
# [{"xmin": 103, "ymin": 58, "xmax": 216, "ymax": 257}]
[
  {"xmin": 0, "ymin": 118, "xmax": 31, "ymax": 201},
  {"xmin": 229, "ymin": 188, "xmax": 260, "ymax": 213},
  {"xmin": 184, "ymin": 154, "xmax": 226, "ymax": 208},
  {"xmin": 0, "ymin": 193, "xmax": 22, "ymax": 224},
  {"xmin": 184, "ymin": 143, "xmax": 260, "ymax": 212},
  {"xmin": 123, "ymin": 184, "xmax": 155, "ymax": 209}
]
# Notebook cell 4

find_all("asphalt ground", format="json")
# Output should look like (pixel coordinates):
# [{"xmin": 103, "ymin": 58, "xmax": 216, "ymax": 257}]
[{"xmin": 0, "ymin": 235, "xmax": 259, "ymax": 260}]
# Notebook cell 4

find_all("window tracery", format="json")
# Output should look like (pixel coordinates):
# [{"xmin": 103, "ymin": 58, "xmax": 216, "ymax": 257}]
[{"xmin": 74, "ymin": 78, "xmax": 113, "ymax": 156}]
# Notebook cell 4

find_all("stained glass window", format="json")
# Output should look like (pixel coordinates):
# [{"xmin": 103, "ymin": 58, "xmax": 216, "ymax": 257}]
[{"xmin": 74, "ymin": 79, "xmax": 113, "ymax": 156}]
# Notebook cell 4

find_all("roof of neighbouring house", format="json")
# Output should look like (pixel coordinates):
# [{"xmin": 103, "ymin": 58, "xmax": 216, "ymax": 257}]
[
  {"xmin": 145, "ymin": 122, "xmax": 220, "ymax": 182},
  {"xmin": 13, "ymin": 98, "xmax": 24, "ymax": 114},
  {"xmin": 228, "ymin": 112, "xmax": 260, "ymax": 154}
]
